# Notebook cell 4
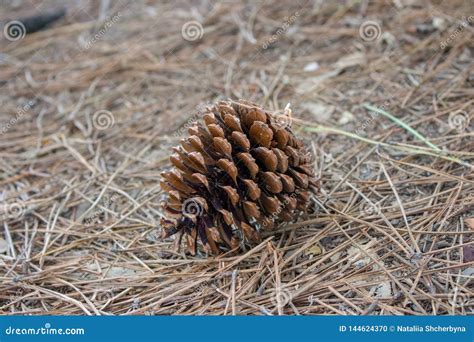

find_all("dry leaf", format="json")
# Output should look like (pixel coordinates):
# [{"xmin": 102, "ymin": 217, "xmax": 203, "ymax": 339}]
[
  {"xmin": 305, "ymin": 245, "xmax": 322, "ymax": 256},
  {"xmin": 347, "ymin": 239, "xmax": 378, "ymax": 268}
]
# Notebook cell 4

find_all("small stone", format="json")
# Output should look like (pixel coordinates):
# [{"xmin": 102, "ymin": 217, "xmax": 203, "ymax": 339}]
[{"xmin": 303, "ymin": 62, "xmax": 319, "ymax": 72}]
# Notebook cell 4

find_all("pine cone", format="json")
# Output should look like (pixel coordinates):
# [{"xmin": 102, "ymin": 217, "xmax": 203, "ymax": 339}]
[{"xmin": 160, "ymin": 100, "xmax": 319, "ymax": 255}]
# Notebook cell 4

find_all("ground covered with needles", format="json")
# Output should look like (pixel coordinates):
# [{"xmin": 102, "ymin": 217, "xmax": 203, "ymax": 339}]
[{"xmin": 1, "ymin": 0, "xmax": 473, "ymax": 315}]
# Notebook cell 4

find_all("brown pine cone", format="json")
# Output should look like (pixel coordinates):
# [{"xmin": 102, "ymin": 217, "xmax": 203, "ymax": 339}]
[{"xmin": 160, "ymin": 100, "xmax": 319, "ymax": 255}]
